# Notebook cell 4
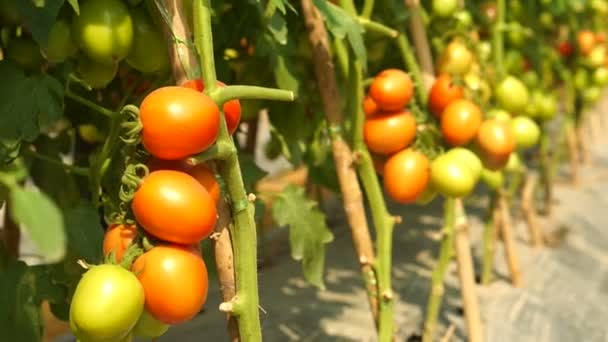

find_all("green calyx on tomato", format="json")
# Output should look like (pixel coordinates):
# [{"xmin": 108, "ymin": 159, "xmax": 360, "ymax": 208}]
[
  {"xmin": 72, "ymin": 0, "xmax": 133, "ymax": 65},
  {"xmin": 430, "ymin": 153, "xmax": 477, "ymax": 198},
  {"xmin": 126, "ymin": 8, "xmax": 169, "ymax": 73},
  {"xmin": 70, "ymin": 264, "xmax": 144, "ymax": 342},
  {"xmin": 495, "ymin": 76, "xmax": 529, "ymax": 113}
]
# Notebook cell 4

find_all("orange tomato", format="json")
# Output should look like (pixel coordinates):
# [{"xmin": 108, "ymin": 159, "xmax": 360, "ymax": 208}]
[
  {"xmin": 428, "ymin": 74, "xmax": 465, "ymax": 118},
  {"xmin": 363, "ymin": 96, "xmax": 379, "ymax": 117},
  {"xmin": 140, "ymin": 86, "xmax": 220, "ymax": 160},
  {"xmin": 364, "ymin": 110, "xmax": 417, "ymax": 155},
  {"xmin": 102, "ymin": 224, "xmax": 137, "ymax": 263},
  {"xmin": 132, "ymin": 245, "xmax": 208, "ymax": 324},
  {"xmin": 147, "ymin": 158, "xmax": 220, "ymax": 204},
  {"xmin": 577, "ymin": 30, "xmax": 596, "ymax": 55},
  {"xmin": 369, "ymin": 69, "xmax": 414, "ymax": 111},
  {"xmin": 132, "ymin": 170, "xmax": 217, "ymax": 244},
  {"xmin": 181, "ymin": 79, "xmax": 241, "ymax": 134},
  {"xmin": 383, "ymin": 149, "xmax": 430, "ymax": 203},
  {"xmin": 440, "ymin": 99, "xmax": 482, "ymax": 146},
  {"xmin": 476, "ymin": 119, "xmax": 516, "ymax": 159},
  {"xmin": 597, "ymin": 32, "xmax": 607, "ymax": 44}
]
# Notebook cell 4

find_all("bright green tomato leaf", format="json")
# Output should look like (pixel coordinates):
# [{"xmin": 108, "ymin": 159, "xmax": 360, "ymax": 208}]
[
  {"xmin": 268, "ymin": 12, "xmax": 288, "ymax": 44},
  {"xmin": 272, "ymin": 184, "xmax": 334, "ymax": 289},
  {"xmin": 14, "ymin": 0, "xmax": 63, "ymax": 47},
  {"xmin": 67, "ymin": 0, "xmax": 79, "ymax": 14},
  {"xmin": 0, "ymin": 62, "xmax": 64, "ymax": 142},
  {"xmin": 63, "ymin": 203, "xmax": 104, "ymax": 263},
  {"xmin": 312, "ymin": 0, "xmax": 367, "ymax": 68},
  {"xmin": 269, "ymin": 0, "xmax": 296, "ymax": 14},
  {"xmin": 0, "ymin": 260, "xmax": 43, "ymax": 342},
  {"xmin": 9, "ymin": 186, "xmax": 66, "ymax": 262}
]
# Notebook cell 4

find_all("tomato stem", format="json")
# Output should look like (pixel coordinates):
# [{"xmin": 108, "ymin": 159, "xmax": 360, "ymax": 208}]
[
  {"xmin": 360, "ymin": 0, "xmax": 374, "ymax": 19},
  {"xmin": 422, "ymin": 197, "xmax": 455, "ymax": 342},
  {"xmin": 188, "ymin": 141, "xmax": 235, "ymax": 164},
  {"xmin": 22, "ymin": 148, "xmax": 90, "ymax": 177},
  {"xmin": 211, "ymin": 85, "xmax": 294, "ymax": 105},
  {"xmin": 493, "ymin": 0, "xmax": 506, "ymax": 79},
  {"xmin": 481, "ymin": 194, "xmax": 499, "ymax": 285},
  {"xmin": 357, "ymin": 17, "xmax": 399, "ymax": 38},
  {"xmin": 396, "ymin": 33, "xmax": 428, "ymax": 105},
  {"xmin": 65, "ymin": 89, "xmax": 116, "ymax": 119}
]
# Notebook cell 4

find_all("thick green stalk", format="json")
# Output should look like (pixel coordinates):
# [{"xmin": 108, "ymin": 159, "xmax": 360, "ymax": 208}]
[
  {"xmin": 422, "ymin": 198, "xmax": 456, "ymax": 342},
  {"xmin": 493, "ymin": 0, "xmax": 506, "ymax": 79},
  {"xmin": 350, "ymin": 60, "xmax": 395, "ymax": 341},
  {"xmin": 481, "ymin": 194, "xmax": 498, "ymax": 285},
  {"xmin": 396, "ymin": 33, "xmax": 427, "ymax": 105}
]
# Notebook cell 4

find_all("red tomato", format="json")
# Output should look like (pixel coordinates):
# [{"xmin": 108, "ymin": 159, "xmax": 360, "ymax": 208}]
[
  {"xmin": 476, "ymin": 119, "xmax": 516, "ymax": 159},
  {"xmin": 428, "ymin": 74, "xmax": 465, "ymax": 118},
  {"xmin": 364, "ymin": 110, "xmax": 417, "ymax": 155},
  {"xmin": 363, "ymin": 96, "xmax": 379, "ymax": 117},
  {"xmin": 440, "ymin": 99, "xmax": 482, "ymax": 146},
  {"xmin": 132, "ymin": 170, "xmax": 217, "ymax": 244},
  {"xmin": 147, "ymin": 158, "xmax": 220, "ymax": 204},
  {"xmin": 369, "ymin": 69, "xmax": 414, "ymax": 111},
  {"xmin": 557, "ymin": 41, "xmax": 574, "ymax": 57},
  {"xmin": 182, "ymin": 79, "xmax": 241, "ymax": 134},
  {"xmin": 383, "ymin": 149, "xmax": 430, "ymax": 203},
  {"xmin": 102, "ymin": 224, "xmax": 137, "ymax": 263},
  {"xmin": 140, "ymin": 86, "xmax": 220, "ymax": 160},
  {"xmin": 132, "ymin": 245, "xmax": 208, "ymax": 324}
]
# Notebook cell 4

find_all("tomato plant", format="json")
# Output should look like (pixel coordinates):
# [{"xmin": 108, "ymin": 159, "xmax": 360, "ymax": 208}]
[
  {"xmin": 364, "ymin": 110, "xmax": 416, "ymax": 155},
  {"xmin": 440, "ymin": 99, "xmax": 483, "ymax": 146},
  {"xmin": 181, "ymin": 79, "xmax": 242, "ymax": 134},
  {"xmin": 383, "ymin": 149, "xmax": 430, "ymax": 203},
  {"xmin": 495, "ymin": 76, "xmax": 529, "ymax": 113},
  {"xmin": 102, "ymin": 224, "xmax": 137, "ymax": 263},
  {"xmin": 126, "ymin": 8, "xmax": 169, "ymax": 74},
  {"xmin": 430, "ymin": 153, "xmax": 477, "ymax": 198},
  {"xmin": 428, "ymin": 74, "xmax": 465, "ymax": 117},
  {"xmin": 368, "ymin": 69, "xmax": 414, "ymax": 111}
]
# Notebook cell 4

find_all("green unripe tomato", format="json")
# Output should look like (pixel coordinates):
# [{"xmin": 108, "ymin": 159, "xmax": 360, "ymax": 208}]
[
  {"xmin": 477, "ymin": 41, "xmax": 492, "ymax": 61},
  {"xmin": 77, "ymin": 57, "xmax": 118, "ymax": 89},
  {"xmin": 454, "ymin": 10, "xmax": 472, "ymax": 27},
  {"xmin": 70, "ymin": 264, "xmax": 144, "ymax": 342},
  {"xmin": 44, "ymin": 19, "xmax": 78, "ymax": 63},
  {"xmin": 72, "ymin": 0, "xmax": 133, "ymax": 64},
  {"xmin": 574, "ymin": 68, "xmax": 590, "ymax": 91},
  {"xmin": 5, "ymin": 37, "xmax": 44, "ymax": 72},
  {"xmin": 480, "ymin": 168, "xmax": 504, "ymax": 190},
  {"xmin": 126, "ymin": 8, "xmax": 169, "ymax": 73},
  {"xmin": 521, "ymin": 71, "xmax": 539, "ymax": 89},
  {"xmin": 495, "ymin": 76, "xmax": 529, "ymax": 113},
  {"xmin": 583, "ymin": 86, "xmax": 602, "ymax": 103},
  {"xmin": 506, "ymin": 22, "xmax": 527, "ymax": 47},
  {"xmin": 505, "ymin": 153, "xmax": 523, "ymax": 173},
  {"xmin": 432, "ymin": 0, "xmax": 459, "ymax": 18},
  {"xmin": 446, "ymin": 147, "xmax": 483, "ymax": 182},
  {"xmin": 486, "ymin": 108, "xmax": 511, "ymax": 122},
  {"xmin": 539, "ymin": 12, "xmax": 554, "ymax": 29},
  {"xmin": 584, "ymin": 45, "xmax": 607, "ymax": 68},
  {"xmin": 537, "ymin": 93, "xmax": 557, "ymax": 120},
  {"xmin": 504, "ymin": 50, "xmax": 525, "ymax": 74},
  {"xmin": 132, "ymin": 310, "xmax": 169, "ymax": 338},
  {"xmin": 430, "ymin": 153, "xmax": 477, "ymax": 198},
  {"xmin": 592, "ymin": 67, "xmax": 608, "ymax": 86},
  {"xmin": 510, "ymin": 116, "xmax": 541, "ymax": 149}
]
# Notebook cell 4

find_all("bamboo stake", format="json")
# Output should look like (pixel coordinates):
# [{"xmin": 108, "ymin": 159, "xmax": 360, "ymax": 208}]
[
  {"xmin": 497, "ymin": 192, "xmax": 522, "ymax": 287},
  {"xmin": 481, "ymin": 194, "xmax": 500, "ymax": 285},
  {"xmin": 566, "ymin": 123, "xmax": 580, "ymax": 187},
  {"xmin": 404, "ymin": 0, "xmax": 436, "ymax": 90},
  {"xmin": 521, "ymin": 174, "xmax": 543, "ymax": 248}
]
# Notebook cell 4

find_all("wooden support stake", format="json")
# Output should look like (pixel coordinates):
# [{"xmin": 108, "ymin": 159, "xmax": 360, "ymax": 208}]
[
  {"xmin": 521, "ymin": 174, "xmax": 543, "ymax": 248},
  {"xmin": 497, "ymin": 193, "xmax": 522, "ymax": 287},
  {"xmin": 565, "ymin": 124, "xmax": 580, "ymax": 187}
]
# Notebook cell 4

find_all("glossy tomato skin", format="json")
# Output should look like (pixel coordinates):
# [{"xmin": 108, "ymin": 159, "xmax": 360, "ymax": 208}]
[
  {"xmin": 181, "ymin": 79, "xmax": 241, "ymax": 134},
  {"xmin": 140, "ymin": 86, "xmax": 220, "ymax": 160},
  {"xmin": 445, "ymin": 147, "xmax": 482, "ymax": 181},
  {"xmin": 126, "ymin": 8, "xmax": 168, "ymax": 73},
  {"xmin": 432, "ymin": 0, "xmax": 458, "ymax": 18},
  {"xmin": 132, "ymin": 245, "xmax": 209, "ymax": 324},
  {"xmin": 77, "ymin": 57, "xmax": 119, "ymax": 89},
  {"xmin": 363, "ymin": 96, "xmax": 379, "ymax": 117},
  {"xmin": 437, "ymin": 40, "xmax": 473, "ymax": 76},
  {"xmin": 476, "ymin": 119, "xmax": 516, "ymax": 160},
  {"xmin": 132, "ymin": 310, "xmax": 169, "ymax": 339},
  {"xmin": 369, "ymin": 69, "xmax": 414, "ymax": 111},
  {"xmin": 577, "ymin": 30, "xmax": 596, "ymax": 55},
  {"xmin": 70, "ymin": 265, "xmax": 144, "ymax": 342},
  {"xmin": 440, "ymin": 99, "xmax": 482, "ymax": 146},
  {"xmin": 147, "ymin": 159, "xmax": 220, "ymax": 204},
  {"xmin": 383, "ymin": 149, "xmax": 430, "ymax": 203},
  {"xmin": 510, "ymin": 116, "xmax": 540, "ymax": 149},
  {"xmin": 428, "ymin": 74, "xmax": 465, "ymax": 117},
  {"xmin": 72, "ymin": 0, "xmax": 133, "ymax": 64},
  {"xmin": 430, "ymin": 153, "xmax": 477, "ymax": 198},
  {"xmin": 494, "ymin": 76, "xmax": 529, "ymax": 113},
  {"xmin": 364, "ymin": 110, "xmax": 416, "ymax": 155},
  {"xmin": 480, "ymin": 168, "xmax": 504, "ymax": 190},
  {"xmin": 132, "ymin": 170, "xmax": 217, "ymax": 244},
  {"xmin": 103, "ymin": 224, "xmax": 137, "ymax": 263}
]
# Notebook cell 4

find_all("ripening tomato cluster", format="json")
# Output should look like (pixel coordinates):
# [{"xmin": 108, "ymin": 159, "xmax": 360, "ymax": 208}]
[{"xmin": 70, "ymin": 81, "xmax": 240, "ymax": 342}]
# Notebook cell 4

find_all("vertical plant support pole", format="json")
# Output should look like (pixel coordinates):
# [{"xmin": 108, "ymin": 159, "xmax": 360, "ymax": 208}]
[
  {"xmin": 497, "ymin": 192, "xmax": 522, "ymax": 287},
  {"xmin": 481, "ymin": 194, "xmax": 500, "ymax": 285},
  {"xmin": 300, "ymin": 0, "xmax": 380, "ymax": 325},
  {"xmin": 453, "ymin": 199, "xmax": 483, "ymax": 342},
  {"xmin": 350, "ymin": 58, "xmax": 396, "ymax": 341},
  {"xmin": 422, "ymin": 198, "xmax": 456, "ymax": 342},
  {"xmin": 566, "ymin": 122, "xmax": 580, "ymax": 187},
  {"xmin": 160, "ymin": 1, "xmax": 239, "ymax": 339},
  {"xmin": 192, "ymin": 1, "xmax": 294, "ymax": 340},
  {"xmin": 404, "ymin": 0, "xmax": 435, "ymax": 91},
  {"xmin": 521, "ymin": 174, "xmax": 543, "ymax": 248}
]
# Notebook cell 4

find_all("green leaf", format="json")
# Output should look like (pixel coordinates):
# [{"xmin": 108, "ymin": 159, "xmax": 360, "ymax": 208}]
[
  {"xmin": 9, "ymin": 186, "xmax": 66, "ymax": 261},
  {"xmin": 312, "ymin": 0, "xmax": 367, "ymax": 68},
  {"xmin": 67, "ymin": 0, "xmax": 79, "ymax": 14},
  {"xmin": 0, "ymin": 261, "xmax": 43, "ymax": 342},
  {"xmin": 238, "ymin": 152, "xmax": 268, "ymax": 193},
  {"xmin": 272, "ymin": 184, "xmax": 334, "ymax": 289},
  {"xmin": 63, "ymin": 203, "xmax": 104, "ymax": 263},
  {"xmin": 15, "ymin": 0, "xmax": 64, "ymax": 47},
  {"xmin": 269, "ymin": 0, "xmax": 296, "ymax": 14},
  {"xmin": 0, "ymin": 62, "xmax": 65, "ymax": 142},
  {"xmin": 268, "ymin": 12, "xmax": 288, "ymax": 44}
]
